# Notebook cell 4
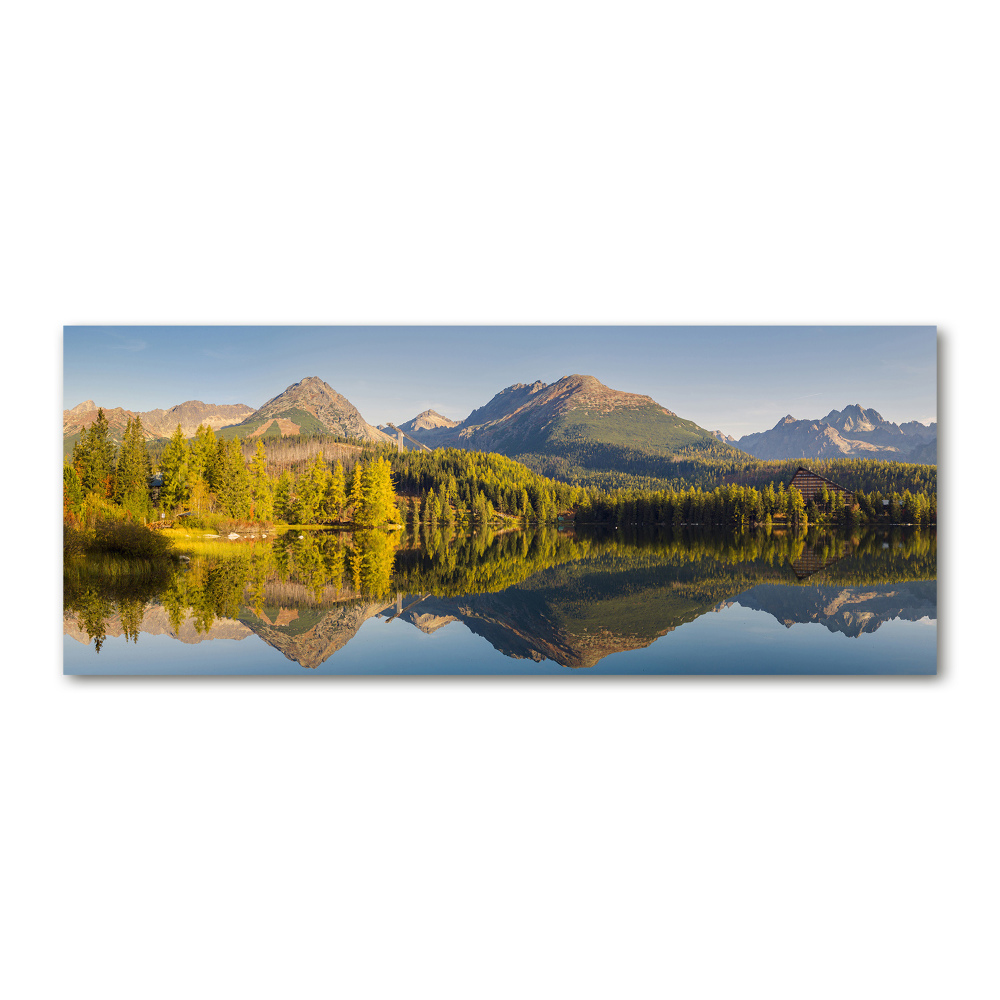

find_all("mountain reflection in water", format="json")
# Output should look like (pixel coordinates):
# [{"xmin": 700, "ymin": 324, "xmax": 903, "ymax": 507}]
[{"xmin": 63, "ymin": 526, "xmax": 937, "ymax": 674}]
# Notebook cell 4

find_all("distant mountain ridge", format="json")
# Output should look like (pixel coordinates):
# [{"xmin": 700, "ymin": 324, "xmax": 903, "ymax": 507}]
[
  {"xmin": 64, "ymin": 380, "xmax": 936, "ymax": 474},
  {"xmin": 399, "ymin": 409, "xmax": 461, "ymax": 433},
  {"xmin": 377, "ymin": 409, "xmax": 460, "ymax": 451},
  {"xmin": 64, "ymin": 376, "xmax": 397, "ymax": 451},
  {"xmin": 63, "ymin": 399, "xmax": 255, "ymax": 447},
  {"xmin": 737, "ymin": 404, "xmax": 936, "ymax": 463}
]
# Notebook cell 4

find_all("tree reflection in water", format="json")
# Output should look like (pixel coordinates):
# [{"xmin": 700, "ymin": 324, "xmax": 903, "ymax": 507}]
[{"xmin": 64, "ymin": 526, "xmax": 937, "ymax": 664}]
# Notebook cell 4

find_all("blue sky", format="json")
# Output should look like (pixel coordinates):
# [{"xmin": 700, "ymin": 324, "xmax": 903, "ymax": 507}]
[{"xmin": 63, "ymin": 326, "xmax": 937, "ymax": 438}]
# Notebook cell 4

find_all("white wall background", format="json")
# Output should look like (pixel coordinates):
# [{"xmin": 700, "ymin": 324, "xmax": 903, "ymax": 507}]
[{"xmin": 3, "ymin": 3, "xmax": 995, "ymax": 998}]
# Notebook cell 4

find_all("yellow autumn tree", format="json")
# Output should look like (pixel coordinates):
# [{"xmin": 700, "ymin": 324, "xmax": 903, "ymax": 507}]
[{"xmin": 349, "ymin": 457, "xmax": 400, "ymax": 528}]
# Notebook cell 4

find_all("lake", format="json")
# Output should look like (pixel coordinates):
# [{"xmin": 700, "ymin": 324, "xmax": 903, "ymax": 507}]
[{"xmin": 63, "ymin": 525, "xmax": 937, "ymax": 675}]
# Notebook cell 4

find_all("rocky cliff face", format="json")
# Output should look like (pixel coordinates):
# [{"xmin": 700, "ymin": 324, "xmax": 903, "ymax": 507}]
[{"xmin": 462, "ymin": 381, "xmax": 549, "ymax": 428}]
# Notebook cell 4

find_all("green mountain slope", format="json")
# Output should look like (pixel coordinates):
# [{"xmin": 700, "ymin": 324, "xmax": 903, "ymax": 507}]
[{"xmin": 459, "ymin": 374, "xmax": 716, "ymax": 455}]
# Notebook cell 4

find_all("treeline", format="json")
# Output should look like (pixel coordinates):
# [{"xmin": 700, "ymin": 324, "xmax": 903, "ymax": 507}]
[
  {"xmin": 154, "ymin": 425, "xmax": 400, "ymax": 527},
  {"xmin": 389, "ymin": 448, "xmax": 579, "ymax": 527},
  {"xmin": 701, "ymin": 456, "xmax": 936, "ymax": 496},
  {"xmin": 514, "ymin": 444, "xmax": 936, "ymax": 497},
  {"xmin": 146, "ymin": 425, "xmax": 364, "ymax": 468},
  {"xmin": 578, "ymin": 480, "xmax": 936, "ymax": 527}
]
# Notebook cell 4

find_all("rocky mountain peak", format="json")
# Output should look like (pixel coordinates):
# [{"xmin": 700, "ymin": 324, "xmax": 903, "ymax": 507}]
[
  {"xmin": 541, "ymin": 374, "xmax": 674, "ymax": 416},
  {"xmin": 250, "ymin": 376, "xmax": 393, "ymax": 445},
  {"xmin": 405, "ymin": 409, "xmax": 461, "ymax": 430},
  {"xmin": 741, "ymin": 403, "xmax": 936, "ymax": 463},
  {"xmin": 463, "ymin": 380, "xmax": 550, "ymax": 427}
]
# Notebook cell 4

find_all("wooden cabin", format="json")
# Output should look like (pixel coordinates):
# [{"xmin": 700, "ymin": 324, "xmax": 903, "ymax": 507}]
[
  {"xmin": 788, "ymin": 467, "xmax": 854, "ymax": 508},
  {"xmin": 148, "ymin": 472, "xmax": 164, "ymax": 506}
]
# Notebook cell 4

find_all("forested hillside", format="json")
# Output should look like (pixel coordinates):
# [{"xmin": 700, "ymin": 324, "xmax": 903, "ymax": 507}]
[{"xmin": 522, "ymin": 446, "xmax": 936, "ymax": 497}]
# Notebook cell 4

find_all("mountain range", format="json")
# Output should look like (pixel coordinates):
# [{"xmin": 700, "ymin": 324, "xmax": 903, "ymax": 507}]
[
  {"xmin": 736, "ymin": 405, "xmax": 936, "ymax": 463},
  {"xmin": 63, "ymin": 399, "xmax": 256, "ymax": 452},
  {"xmin": 388, "ymin": 374, "xmax": 718, "ymax": 461},
  {"xmin": 64, "ymin": 377, "xmax": 936, "ymax": 468}
]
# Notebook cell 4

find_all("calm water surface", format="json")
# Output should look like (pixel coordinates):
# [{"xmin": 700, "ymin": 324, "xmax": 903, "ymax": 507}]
[{"xmin": 64, "ymin": 526, "xmax": 937, "ymax": 675}]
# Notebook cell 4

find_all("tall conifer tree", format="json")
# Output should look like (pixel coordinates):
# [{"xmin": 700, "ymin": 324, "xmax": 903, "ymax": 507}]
[
  {"xmin": 160, "ymin": 424, "xmax": 190, "ymax": 510},
  {"xmin": 75, "ymin": 408, "xmax": 117, "ymax": 497},
  {"xmin": 326, "ymin": 460, "xmax": 347, "ymax": 521},
  {"xmin": 273, "ymin": 470, "xmax": 294, "ymax": 523},
  {"xmin": 249, "ymin": 439, "xmax": 274, "ymax": 521},
  {"xmin": 114, "ymin": 416, "xmax": 152, "ymax": 519},
  {"xmin": 216, "ymin": 438, "xmax": 253, "ymax": 518}
]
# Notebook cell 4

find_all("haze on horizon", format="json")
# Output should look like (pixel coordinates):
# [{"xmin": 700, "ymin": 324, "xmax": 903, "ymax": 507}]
[{"xmin": 63, "ymin": 326, "xmax": 937, "ymax": 438}]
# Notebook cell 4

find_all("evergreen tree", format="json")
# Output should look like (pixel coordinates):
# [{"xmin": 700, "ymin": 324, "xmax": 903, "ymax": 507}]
[
  {"xmin": 190, "ymin": 424, "xmax": 219, "ymax": 488},
  {"xmin": 425, "ymin": 488, "xmax": 440, "ymax": 524},
  {"xmin": 472, "ymin": 491, "xmax": 489, "ymax": 526},
  {"xmin": 160, "ymin": 424, "xmax": 190, "ymax": 511},
  {"xmin": 188, "ymin": 477, "xmax": 212, "ymax": 515},
  {"xmin": 63, "ymin": 461, "xmax": 85, "ymax": 518},
  {"xmin": 74, "ymin": 408, "xmax": 117, "ymax": 497},
  {"xmin": 114, "ymin": 416, "xmax": 153, "ymax": 519},
  {"xmin": 249, "ymin": 439, "xmax": 274, "ymax": 521},
  {"xmin": 273, "ymin": 470, "xmax": 295, "ymax": 522},
  {"xmin": 788, "ymin": 485, "xmax": 806, "ymax": 526},
  {"xmin": 294, "ymin": 452, "xmax": 324, "ymax": 523},
  {"xmin": 348, "ymin": 463, "xmax": 365, "ymax": 520},
  {"xmin": 351, "ymin": 457, "xmax": 401, "ymax": 528},
  {"xmin": 216, "ymin": 437, "xmax": 253, "ymax": 518},
  {"xmin": 326, "ymin": 460, "xmax": 347, "ymax": 522}
]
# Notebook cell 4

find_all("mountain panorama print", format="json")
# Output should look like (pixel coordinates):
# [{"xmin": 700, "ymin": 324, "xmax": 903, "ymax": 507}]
[{"xmin": 63, "ymin": 326, "xmax": 938, "ymax": 676}]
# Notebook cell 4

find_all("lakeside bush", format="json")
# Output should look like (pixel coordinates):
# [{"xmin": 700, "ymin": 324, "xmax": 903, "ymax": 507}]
[
  {"xmin": 64, "ymin": 518, "xmax": 175, "ymax": 560},
  {"xmin": 63, "ymin": 522, "xmax": 88, "ymax": 559}
]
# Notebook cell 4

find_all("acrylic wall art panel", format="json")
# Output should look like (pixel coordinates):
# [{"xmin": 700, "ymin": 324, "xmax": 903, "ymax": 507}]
[{"xmin": 63, "ymin": 326, "xmax": 937, "ymax": 675}]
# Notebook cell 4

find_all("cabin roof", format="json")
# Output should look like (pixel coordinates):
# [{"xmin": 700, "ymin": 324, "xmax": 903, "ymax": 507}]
[{"xmin": 790, "ymin": 466, "xmax": 851, "ymax": 492}]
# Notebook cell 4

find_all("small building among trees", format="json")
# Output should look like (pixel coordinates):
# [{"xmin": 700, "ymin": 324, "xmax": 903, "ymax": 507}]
[
  {"xmin": 788, "ymin": 467, "xmax": 854, "ymax": 509},
  {"xmin": 148, "ymin": 472, "xmax": 164, "ymax": 507}
]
